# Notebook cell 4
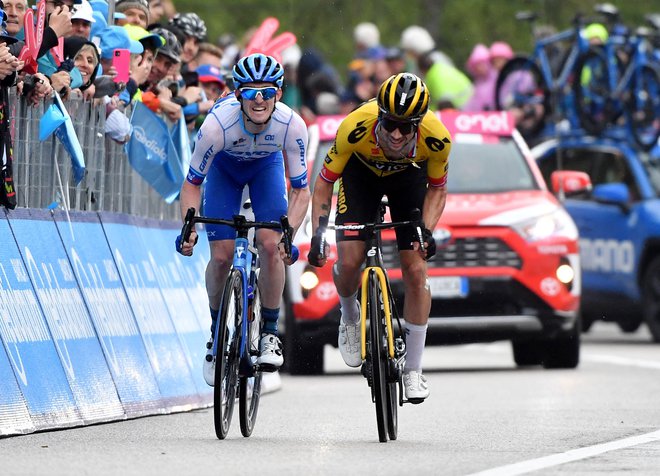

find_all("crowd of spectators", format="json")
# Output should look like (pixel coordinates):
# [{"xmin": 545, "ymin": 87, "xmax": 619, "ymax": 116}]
[{"xmin": 0, "ymin": 3, "xmax": 518, "ymax": 187}]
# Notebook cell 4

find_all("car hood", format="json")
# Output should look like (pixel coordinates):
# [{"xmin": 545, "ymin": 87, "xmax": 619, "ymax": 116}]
[{"xmin": 443, "ymin": 190, "xmax": 559, "ymax": 227}]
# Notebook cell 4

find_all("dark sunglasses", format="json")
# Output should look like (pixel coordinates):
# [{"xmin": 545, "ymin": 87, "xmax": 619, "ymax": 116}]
[
  {"xmin": 379, "ymin": 116, "xmax": 418, "ymax": 135},
  {"xmin": 238, "ymin": 86, "xmax": 278, "ymax": 101}
]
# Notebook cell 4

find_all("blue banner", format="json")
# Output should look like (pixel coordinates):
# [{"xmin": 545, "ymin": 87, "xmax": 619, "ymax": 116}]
[
  {"xmin": 134, "ymin": 216, "xmax": 212, "ymax": 399},
  {"xmin": 53, "ymin": 210, "xmax": 163, "ymax": 416},
  {"xmin": 0, "ymin": 209, "xmax": 83, "ymax": 430},
  {"xmin": 0, "ymin": 338, "xmax": 34, "ymax": 436},
  {"xmin": 99, "ymin": 212, "xmax": 200, "ymax": 408},
  {"xmin": 126, "ymin": 102, "xmax": 184, "ymax": 204},
  {"xmin": 8, "ymin": 208, "xmax": 124, "ymax": 424}
]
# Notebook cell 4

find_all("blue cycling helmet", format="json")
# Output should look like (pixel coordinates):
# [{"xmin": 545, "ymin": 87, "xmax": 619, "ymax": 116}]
[{"xmin": 232, "ymin": 53, "xmax": 284, "ymax": 88}]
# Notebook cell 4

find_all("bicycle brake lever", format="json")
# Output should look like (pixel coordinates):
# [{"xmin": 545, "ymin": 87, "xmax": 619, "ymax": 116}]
[
  {"xmin": 280, "ymin": 215, "xmax": 293, "ymax": 257},
  {"xmin": 182, "ymin": 207, "xmax": 196, "ymax": 242},
  {"xmin": 409, "ymin": 209, "xmax": 426, "ymax": 253},
  {"xmin": 318, "ymin": 215, "xmax": 329, "ymax": 260}
]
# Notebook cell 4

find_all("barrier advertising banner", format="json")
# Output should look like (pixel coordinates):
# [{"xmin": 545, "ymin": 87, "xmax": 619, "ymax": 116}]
[
  {"xmin": 8, "ymin": 208, "xmax": 124, "ymax": 424},
  {"xmin": 99, "ymin": 212, "xmax": 200, "ymax": 409},
  {"xmin": 0, "ymin": 334, "xmax": 34, "ymax": 436},
  {"xmin": 53, "ymin": 210, "xmax": 163, "ymax": 416},
  {"xmin": 133, "ymin": 216, "xmax": 212, "ymax": 399},
  {"xmin": 0, "ymin": 210, "xmax": 83, "ymax": 430}
]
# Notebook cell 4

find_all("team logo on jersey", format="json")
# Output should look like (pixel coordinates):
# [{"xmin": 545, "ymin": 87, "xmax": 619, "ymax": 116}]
[
  {"xmin": 425, "ymin": 136, "xmax": 450, "ymax": 152},
  {"xmin": 372, "ymin": 162, "xmax": 409, "ymax": 173},
  {"xmin": 348, "ymin": 120, "xmax": 369, "ymax": 144},
  {"xmin": 233, "ymin": 138, "xmax": 246, "ymax": 146}
]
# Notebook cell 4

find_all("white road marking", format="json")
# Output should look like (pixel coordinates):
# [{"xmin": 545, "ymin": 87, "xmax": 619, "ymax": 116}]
[
  {"xmin": 582, "ymin": 353, "xmax": 660, "ymax": 370},
  {"xmin": 466, "ymin": 429, "xmax": 660, "ymax": 476}
]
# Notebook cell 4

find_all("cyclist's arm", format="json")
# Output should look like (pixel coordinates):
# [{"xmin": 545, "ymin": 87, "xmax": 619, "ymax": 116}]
[
  {"xmin": 283, "ymin": 112, "xmax": 311, "ymax": 236},
  {"xmin": 311, "ymin": 173, "xmax": 334, "ymax": 233},
  {"xmin": 422, "ymin": 186, "xmax": 447, "ymax": 231}
]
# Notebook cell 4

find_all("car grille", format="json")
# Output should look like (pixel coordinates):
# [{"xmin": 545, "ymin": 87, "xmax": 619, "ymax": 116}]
[{"xmin": 381, "ymin": 237, "xmax": 522, "ymax": 269}]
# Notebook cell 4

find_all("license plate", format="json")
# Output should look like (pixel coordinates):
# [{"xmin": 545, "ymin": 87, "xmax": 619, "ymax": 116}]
[{"xmin": 429, "ymin": 276, "xmax": 468, "ymax": 298}]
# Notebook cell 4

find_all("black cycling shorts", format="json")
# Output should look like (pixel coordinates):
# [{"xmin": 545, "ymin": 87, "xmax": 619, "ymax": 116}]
[{"xmin": 335, "ymin": 158, "xmax": 428, "ymax": 250}]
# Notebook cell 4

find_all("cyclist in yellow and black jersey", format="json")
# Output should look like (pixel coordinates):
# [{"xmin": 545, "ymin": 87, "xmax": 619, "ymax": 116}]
[
  {"xmin": 320, "ymin": 97, "xmax": 451, "ymax": 183},
  {"xmin": 308, "ymin": 73, "xmax": 451, "ymax": 402}
]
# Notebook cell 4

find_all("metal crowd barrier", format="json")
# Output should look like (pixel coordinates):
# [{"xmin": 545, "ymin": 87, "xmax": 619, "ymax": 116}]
[{"xmin": 10, "ymin": 92, "xmax": 180, "ymax": 221}]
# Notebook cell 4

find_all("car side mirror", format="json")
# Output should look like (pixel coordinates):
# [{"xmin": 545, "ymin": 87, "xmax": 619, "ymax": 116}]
[
  {"xmin": 592, "ymin": 182, "xmax": 631, "ymax": 213},
  {"xmin": 550, "ymin": 170, "xmax": 592, "ymax": 196}
]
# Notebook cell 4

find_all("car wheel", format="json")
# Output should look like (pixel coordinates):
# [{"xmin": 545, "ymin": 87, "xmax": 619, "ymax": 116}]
[
  {"xmin": 642, "ymin": 256, "xmax": 660, "ymax": 342},
  {"xmin": 512, "ymin": 340, "xmax": 544, "ymax": 366},
  {"xmin": 581, "ymin": 315, "xmax": 595, "ymax": 333},
  {"xmin": 617, "ymin": 318, "xmax": 643, "ymax": 333},
  {"xmin": 543, "ymin": 317, "xmax": 581, "ymax": 369}
]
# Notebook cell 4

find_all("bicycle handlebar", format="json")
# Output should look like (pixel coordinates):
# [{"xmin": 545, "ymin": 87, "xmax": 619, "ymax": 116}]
[
  {"xmin": 181, "ymin": 207, "xmax": 295, "ymax": 258},
  {"xmin": 316, "ymin": 208, "xmax": 426, "ymax": 260}
]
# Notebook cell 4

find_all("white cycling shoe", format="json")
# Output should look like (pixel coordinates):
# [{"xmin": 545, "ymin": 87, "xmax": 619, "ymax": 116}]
[
  {"xmin": 203, "ymin": 338, "xmax": 215, "ymax": 387},
  {"xmin": 257, "ymin": 333, "xmax": 283, "ymax": 370},
  {"xmin": 403, "ymin": 370, "xmax": 430, "ymax": 402},
  {"xmin": 338, "ymin": 319, "xmax": 362, "ymax": 368}
]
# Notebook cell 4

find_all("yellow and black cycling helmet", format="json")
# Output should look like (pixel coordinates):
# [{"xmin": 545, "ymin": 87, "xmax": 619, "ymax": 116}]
[{"xmin": 377, "ymin": 72, "xmax": 430, "ymax": 121}]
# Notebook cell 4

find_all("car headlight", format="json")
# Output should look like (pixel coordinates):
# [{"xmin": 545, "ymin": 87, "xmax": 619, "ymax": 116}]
[{"xmin": 512, "ymin": 208, "xmax": 578, "ymax": 242}]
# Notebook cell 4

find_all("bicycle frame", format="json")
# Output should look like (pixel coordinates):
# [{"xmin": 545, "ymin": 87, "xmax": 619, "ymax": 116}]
[
  {"xmin": 533, "ymin": 25, "xmax": 589, "ymax": 93},
  {"xmin": 181, "ymin": 208, "xmax": 293, "ymax": 374},
  {"xmin": 211, "ymin": 230, "xmax": 255, "ymax": 375},
  {"xmin": 605, "ymin": 32, "xmax": 655, "ymax": 104}
]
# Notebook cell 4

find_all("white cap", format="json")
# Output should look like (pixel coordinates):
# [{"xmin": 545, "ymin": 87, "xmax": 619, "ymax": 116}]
[
  {"xmin": 281, "ymin": 43, "xmax": 302, "ymax": 67},
  {"xmin": 400, "ymin": 25, "xmax": 435, "ymax": 55},
  {"xmin": 354, "ymin": 22, "xmax": 380, "ymax": 49},
  {"xmin": 72, "ymin": 0, "xmax": 96, "ymax": 23}
]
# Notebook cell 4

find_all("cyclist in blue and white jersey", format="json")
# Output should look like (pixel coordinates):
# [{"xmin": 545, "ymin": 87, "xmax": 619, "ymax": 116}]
[{"xmin": 177, "ymin": 53, "xmax": 311, "ymax": 385}]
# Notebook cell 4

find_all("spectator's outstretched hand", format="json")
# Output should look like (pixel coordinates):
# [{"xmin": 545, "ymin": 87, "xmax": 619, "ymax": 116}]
[{"xmin": 49, "ymin": 6, "xmax": 72, "ymax": 38}]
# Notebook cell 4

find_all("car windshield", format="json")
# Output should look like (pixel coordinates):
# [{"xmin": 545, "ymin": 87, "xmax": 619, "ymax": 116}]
[
  {"xmin": 447, "ymin": 141, "xmax": 539, "ymax": 193},
  {"xmin": 309, "ymin": 139, "xmax": 538, "ymax": 194}
]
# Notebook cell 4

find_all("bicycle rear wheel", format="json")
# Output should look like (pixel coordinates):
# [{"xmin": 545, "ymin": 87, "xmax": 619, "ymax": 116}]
[
  {"xmin": 214, "ymin": 270, "xmax": 242, "ymax": 440},
  {"xmin": 626, "ymin": 64, "xmax": 660, "ymax": 151},
  {"xmin": 368, "ymin": 271, "xmax": 388, "ymax": 443},
  {"xmin": 495, "ymin": 56, "xmax": 548, "ymax": 139},
  {"xmin": 239, "ymin": 276, "xmax": 263, "ymax": 437}
]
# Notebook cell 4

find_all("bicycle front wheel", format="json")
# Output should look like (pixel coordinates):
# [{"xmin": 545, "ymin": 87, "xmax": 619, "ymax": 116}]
[
  {"xmin": 385, "ymin": 293, "xmax": 399, "ymax": 441},
  {"xmin": 626, "ymin": 64, "xmax": 660, "ymax": 151},
  {"xmin": 495, "ymin": 56, "xmax": 548, "ymax": 139},
  {"xmin": 573, "ymin": 48, "xmax": 614, "ymax": 135},
  {"xmin": 367, "ymin": 271, "xmax": 388, "ymax": 443},
  {"xmin": 214, "ymin": 269, "xmax": 242, "ymax": 440},
  {"xmin": 239, "ymin": 276, "xmax": 263, "ymax": 437}
]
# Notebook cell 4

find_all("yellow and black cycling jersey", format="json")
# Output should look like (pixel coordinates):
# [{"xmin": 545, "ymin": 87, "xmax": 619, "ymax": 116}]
[{"xmin": 320, "ymin": 100, "xmax": 451, "ymax": 187}]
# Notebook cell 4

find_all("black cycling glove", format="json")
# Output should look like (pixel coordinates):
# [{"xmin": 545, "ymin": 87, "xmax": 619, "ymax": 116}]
[
  {"xmin": 421, "ymin": 228, "xmax": 436, "ymax": 260},
  {"xmin": 308, "ymin": 234, "xmax": 325, "ymax": 267}
]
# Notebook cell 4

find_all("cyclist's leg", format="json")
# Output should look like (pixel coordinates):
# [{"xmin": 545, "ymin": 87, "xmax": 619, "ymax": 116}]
[
  {"xmin": 387, "ymin": 165, "xmax": 431, "ymax": 399},
  {"xmin": 248, "ymin": 154, "xmax": 288, "ymax": 367},
  {"xmin": 334, "ymin": 160, "xmax": 382, "ymax": 367},
  {"xmin": 204, "ymin": 160, "xmax": 246, "ymax": 315},
  {"xmin": 334, "ymin": 159, "xmax": 383, "ymax": 316}
]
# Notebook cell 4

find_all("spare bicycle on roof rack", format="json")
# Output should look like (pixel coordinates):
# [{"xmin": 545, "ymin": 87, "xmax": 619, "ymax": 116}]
[
  {"xmin": 494, "ymin": 9, "xmax": 591, "ymax": 142},
  {"xmin": 573, "ymin": 3, "xmax": 660, "ymax": 151}
]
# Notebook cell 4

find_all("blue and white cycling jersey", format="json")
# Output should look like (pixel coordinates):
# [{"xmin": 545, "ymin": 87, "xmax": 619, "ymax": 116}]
[
  {"xmin": 186, "ymin": 96, "xmax": 309, "ymax": 189},
  {"xmin": 186, "ymin": 95, "xmax": 309, "ymax": 241}
]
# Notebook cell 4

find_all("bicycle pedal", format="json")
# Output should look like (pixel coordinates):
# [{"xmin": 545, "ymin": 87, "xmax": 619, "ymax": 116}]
[{"xmin": 406, "ymin": 398, "xmax": 424, "ymax": 405}]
